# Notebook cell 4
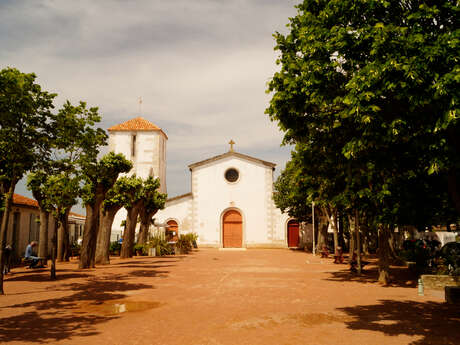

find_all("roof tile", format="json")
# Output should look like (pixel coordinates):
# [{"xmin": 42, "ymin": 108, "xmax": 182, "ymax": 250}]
[{"xmin": 108, "ymin": 117, "xmax": 161, "ymax": 131}]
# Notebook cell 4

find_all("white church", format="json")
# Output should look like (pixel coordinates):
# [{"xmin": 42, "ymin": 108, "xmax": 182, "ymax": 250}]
[{"xmin": 108, "ymin": 117, "xmax": 301, "ymax": 248}]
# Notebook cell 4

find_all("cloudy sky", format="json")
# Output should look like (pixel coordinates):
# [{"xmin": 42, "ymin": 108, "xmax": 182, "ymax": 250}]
[{"xmin": 2, "ymin": 0, "xmax": 298, "ymax": 213}]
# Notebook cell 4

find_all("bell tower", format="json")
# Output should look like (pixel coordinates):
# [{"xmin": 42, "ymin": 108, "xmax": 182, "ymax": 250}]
[{"xmin": 108, "ymin": 116, "xmax": 167, "ymax": 193}]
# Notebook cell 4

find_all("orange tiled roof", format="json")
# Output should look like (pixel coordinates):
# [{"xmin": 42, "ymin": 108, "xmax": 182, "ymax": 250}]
[
  {"xmin": 108, "ymin": 117, "xmax": 161, "ymax": 132},
  {"xmin": 69, "ymin": 211, "xmax": 85, "ymax": 218},
  {"xmin": 13, "ymin": 194, "xmax": 39, "ymax": 208}
]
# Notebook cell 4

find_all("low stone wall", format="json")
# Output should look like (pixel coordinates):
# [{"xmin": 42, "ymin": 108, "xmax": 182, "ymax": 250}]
[{"xmin": 421, "ymin": 274, "xmax": 460, "ymax": 290}]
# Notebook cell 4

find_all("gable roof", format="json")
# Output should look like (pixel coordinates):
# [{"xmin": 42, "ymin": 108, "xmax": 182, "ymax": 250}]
[
  {"xmin": 166, "ymin": 192, "xmax": 192, "ymax": 203},
  {"xmin": 108, "ymin": 117, "xmax": 168, "ymax": 138},
  {"xmin": 188, "ymin": 151, "xmax": 276, "ymax": 170}
]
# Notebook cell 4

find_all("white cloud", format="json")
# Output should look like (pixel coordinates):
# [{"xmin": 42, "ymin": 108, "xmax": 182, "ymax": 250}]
[{"xmin": 1, "ymin": 0, "xmax": 298, "ymax": 208}]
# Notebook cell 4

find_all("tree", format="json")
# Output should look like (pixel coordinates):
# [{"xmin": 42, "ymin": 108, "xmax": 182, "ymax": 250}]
[
  {"xmin": 137, "ymin": 176, "xmax": 167, "ymax": 245},
  {"xmin": 0, "ymin": 67, "xmax": 55, "ymax": 294},
  {"xmin": 266, "ymin": 0, "xmax": 459, "ymax": 284},
  {"xmin": 42, "ymin": 174, "xmax": 79, "ymax": 279},
  {"xmin": 80, "ymin": 152, "xmax": 132, "ymax": 269},
  {"xmin": 27, "ymin": 172, "xmax": 52, "ymax": 259},
  {"xmin": 95, "ymin": 176, "xmax": 135, "ymax": 265},
  {"xmin": 119, "ymin": 176, "xmax": 143, "ymax": 259}
]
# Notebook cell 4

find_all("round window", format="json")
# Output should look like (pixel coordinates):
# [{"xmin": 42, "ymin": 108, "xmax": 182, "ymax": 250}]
[{"xmin": 225, "ymin": 168, "xmax": 239, "ymax": 183}]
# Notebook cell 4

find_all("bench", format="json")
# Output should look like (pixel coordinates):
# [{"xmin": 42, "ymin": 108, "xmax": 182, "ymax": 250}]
[
  {"xmin": 334, "ymin": 250, "xmax": 344, "ymax": 264},
  {"xmin": 21, "ymin": 257, "xmax": 46, "ymax": 269},
  {"xmin": 350, "ymin": 259, "xmax": 369, "ymax": 273}
]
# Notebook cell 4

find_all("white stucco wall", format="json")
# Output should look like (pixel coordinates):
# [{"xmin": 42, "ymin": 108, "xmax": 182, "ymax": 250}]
[
  {"xmin": 154, "ymin": 195, "xmax": 193, "ymax": 235},
  {"xmin": 108, "ymin": 130, "xmax": 167, "ymax": 193},
  {"xmin": 155, "ymin": 155, "xmax": 289, "ymax": 248},
  {"xmin": 109, "ymin": 129, "xmax": 167, "ymax": 236}
]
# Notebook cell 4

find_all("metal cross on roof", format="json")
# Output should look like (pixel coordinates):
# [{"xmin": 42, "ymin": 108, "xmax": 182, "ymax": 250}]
[{"xmin": 229, "ymin": 139, "xmax": 235, "ymax": 152}]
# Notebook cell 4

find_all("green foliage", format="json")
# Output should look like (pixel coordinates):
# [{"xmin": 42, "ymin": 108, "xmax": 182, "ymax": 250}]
[
  {"xmin": 0, "ymin": 67, "xmax": 56, "ymax": 179},
  {"xmin": 266, "ymin": 0, "xmax": 460, "ymax": 225},
  {"xmin": 139, "ymin": 176, "xmax": 167, "ymax": 215},
  {"xmin": 133, "ymin": 243, "xmax": 147, "ymax": 255},
  {"xmin": 438, "ymin": 242, "xmax": 460, "ymax": 276},
  {"xmin": 81, "ymin": 152, "xmax": 133, "ymax": 205},
  {"xmin": 109, "ymin": 241, "xmax": 121, "ymax": 254},
  {"xmin": 176, "ymin": 234, "xmax": 192, "ymax": 254},
  {"xmin": 148, "ymin": 233, "xmax": 174, "ymax": 256}
]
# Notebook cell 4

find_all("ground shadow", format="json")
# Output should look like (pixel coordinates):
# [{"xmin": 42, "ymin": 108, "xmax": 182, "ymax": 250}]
[
  {"xmin": 5, "ymin": 272, "xmax": 91, "ymax": 282},
  {"xmin": 0, "ymin": 311, "xmax": 115, "ymax": 343},
  {"xmin": 324, "ymin": 266, "xmax": 417, "ymax": 288},
  {"xmin": 337, "ymin": 299, "xmax": 460, "ymax": 345},
  {"xmin": 128, "ymin": 269, "xmax": 169, "ymax": 278},
  {"xmin": 0, "ymin": 277, "xmax": 154, "ymax": 343}
]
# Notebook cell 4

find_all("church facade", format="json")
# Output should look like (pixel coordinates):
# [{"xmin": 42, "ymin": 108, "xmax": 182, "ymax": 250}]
[
  {"xmin": 155, "ymin": 147, "xmax": 299, "ymax": 248},
  {"xmin": 108, "ymin": 117, "xmax": 301, "ymax": 248}
]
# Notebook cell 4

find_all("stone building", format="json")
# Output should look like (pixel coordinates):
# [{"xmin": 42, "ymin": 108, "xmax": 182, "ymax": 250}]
[{"xmin": 108, "ymin": 117, "xmax": 168, "ymax": 239}]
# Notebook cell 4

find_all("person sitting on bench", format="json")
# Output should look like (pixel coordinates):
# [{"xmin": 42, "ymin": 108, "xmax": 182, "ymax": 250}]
[
  {"xmin": 25, "ymin": 241, "xmax": 42, "ymax": 268},
  {"xmin": 320, "ymin": 245, "xmax": 329, "ymax": 258}
]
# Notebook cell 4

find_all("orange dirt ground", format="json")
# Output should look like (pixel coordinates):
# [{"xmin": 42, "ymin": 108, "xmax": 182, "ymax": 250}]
[{"xmin": 0, "ymin": 249, "xmax": 459, "ymax": 345}]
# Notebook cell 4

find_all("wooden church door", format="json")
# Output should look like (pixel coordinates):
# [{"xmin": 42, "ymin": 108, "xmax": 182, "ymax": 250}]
[{"xmin": 223, "ymin": 210, "xmax": 242, "ymax": 248}]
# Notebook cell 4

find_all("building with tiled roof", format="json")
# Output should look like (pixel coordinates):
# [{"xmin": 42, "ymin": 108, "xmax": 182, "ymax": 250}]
[
  {"xmin": 7, "ymin": 194, "xmax": 86, "ymax": 260},
  {"xmin": 108, "ymin": 116, "xmax": 168, "ymax": 240},
  {"xmin": 108, "ymin": 117, "xmax": 168, "ymax": 138},
  {"xmin": 13, "ymin": 194, "xmax": 39, "ymax": 208}
]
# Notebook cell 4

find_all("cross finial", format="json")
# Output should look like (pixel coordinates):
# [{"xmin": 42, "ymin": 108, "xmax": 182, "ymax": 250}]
[
  {"xmin": 138, "ymin": 96, "xmax": 142, "ymax": 114},
  {"xmin": 229, "ymin": 139, "xmax": 235, "ymax": 152}
]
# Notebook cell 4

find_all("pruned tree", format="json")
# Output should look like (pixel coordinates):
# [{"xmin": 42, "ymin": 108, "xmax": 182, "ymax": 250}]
[
  {"xmin": 137, "ymin": 176, "xmax": 167, "ymax": 245},
  {"xmin": 80, "ymin": 152, "xmax": 132, "ymax": 269},
  {"xmin": 95, "ymin": 175, "xmax": 135, "ymax": 265},
  {"xmin": 119, "ymin": 176, "xmax": 143, "ymax": 259}
]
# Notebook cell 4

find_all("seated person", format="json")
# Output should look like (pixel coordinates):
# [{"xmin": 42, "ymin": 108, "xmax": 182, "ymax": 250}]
[
  {"xmin": 320, "ymin": 245, "xmax": 329, "ymax": 258},
  {"xmin": 25, "ymin": 241, "xmax": 42, "ymax": 268}
]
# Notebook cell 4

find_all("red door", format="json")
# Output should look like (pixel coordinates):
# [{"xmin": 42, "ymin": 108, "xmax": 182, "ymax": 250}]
[
  {"xmin": 223, "ymin": 210, "xmax": 242, "ymax": 248},
  {"xmin": 166, "ymin": 220, "xmax": 179, "ymax": 241},
  {"xmin": 287, "ymin": 220, "xmax": 300, "ymax": 247}
]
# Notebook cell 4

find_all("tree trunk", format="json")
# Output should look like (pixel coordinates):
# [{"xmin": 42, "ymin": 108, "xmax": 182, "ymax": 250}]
[
  {"xmin": 38, "ymin": 210, "xmax": 49, "ymax": 259},
  {"xmin": 348, "ymin": 215, "xmax": 355, "ymax": 263},
  {"xmin": 378, "ymin": 224, "xmax": 391, "ymax": 285},
  {"xmin": 137, "ymin": 209, "xmax": 157, "ymax": 245},
  {"xmin": 316, "ymin": 211, "xmax": 329, "ymax": 253},
  {"xmin": 57, "ymin": 208, "xmax": 71, "ymax": 262},
  {"xmin": 338, "ymin": 212, "xmax": 344, "ymax": 249},
  {"xmin": 356, "ymin": 211, "xmax": 362, "ymax": 275},
  {"xmin": 361, "ymin": 221, "xmax": 370, "ymax": 255},
  {"xmin": 121, "ymin": 205, "xmax": 140, "ymax": 258},
  {"xmin": 330, "ymin": 211, "xmax": 339, "ymax": 255},
  {"xmin": 50, "ymin": 219, "xmax": 58, "ymax": 280},
  {"xmin": 79, "ymin": 192, "xmax": 104, "ymax": 269},
  {"xmin": 95, "ymin": 207, "xmax": 120, "ymax": 265},
  {"xmin": 0, "ymin": 180, "xmax": 15, "ymax": 295}
]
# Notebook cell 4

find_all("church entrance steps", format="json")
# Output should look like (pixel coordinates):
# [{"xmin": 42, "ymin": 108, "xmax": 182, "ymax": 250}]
[{"xmin": 219, "ymin": 247, "xmax": 247, "ymax": 251}]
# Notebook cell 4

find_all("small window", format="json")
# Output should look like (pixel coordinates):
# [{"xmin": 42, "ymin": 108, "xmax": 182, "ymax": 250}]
[
  {"xmin": 131, "ymin": 134, "xmax": 136, "ymax": 157},
  {"xmin": 225, "ymin": 168, "xmax": 239, "ymax": 183}
]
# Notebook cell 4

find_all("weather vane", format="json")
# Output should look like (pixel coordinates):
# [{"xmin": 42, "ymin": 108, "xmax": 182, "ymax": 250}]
[{"xmin": 229, "ymin": 139, "xmax": 235, "ymax": 152}]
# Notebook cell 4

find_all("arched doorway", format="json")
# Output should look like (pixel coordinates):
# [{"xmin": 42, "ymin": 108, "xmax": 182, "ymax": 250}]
[
  {"xmin": 166, "ymin": 220, "xmax": 179, "ymax": 241},
  {"xmin": 222, "ymin": 210, "xmax": 242, "ymax": 248},
  {"xmin": 287, "ymin": 219, "xmax": 300, "ymax": 247}
]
